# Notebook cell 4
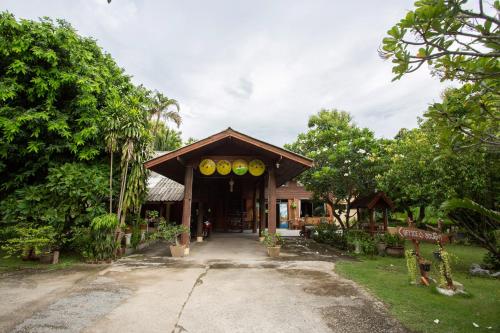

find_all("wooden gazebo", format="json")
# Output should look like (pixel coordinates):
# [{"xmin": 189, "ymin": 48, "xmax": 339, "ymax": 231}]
[{"xmin": 350, "ymin": 192, "xmax": 395, "ymax": 235}]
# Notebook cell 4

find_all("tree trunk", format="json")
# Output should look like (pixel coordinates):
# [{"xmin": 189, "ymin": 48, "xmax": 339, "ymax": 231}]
[
  {"xmin": 417, "ymin": 205, "xmax": 426, "ymax": 223},
  {"xmin": 109, "ymin": 151, "xmax": 113, "ymax": 214}
]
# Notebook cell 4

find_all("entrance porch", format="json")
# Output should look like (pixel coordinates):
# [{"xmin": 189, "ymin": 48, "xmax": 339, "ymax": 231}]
[{"xmin": 144, "ymin": 128, "xmax": 313, "ymax": 252}]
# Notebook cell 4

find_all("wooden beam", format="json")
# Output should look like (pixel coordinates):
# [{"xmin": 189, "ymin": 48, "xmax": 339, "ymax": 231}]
[
  {"xmin": 252, "ymin": 183, "xmax": 258, "ymax": 233},
  {"xmin": 383, "ymin": 208, "xmax": 388, "ymax": 232},
  {"xmin": 196, "ymin": 202, "xmax": 204, "ymax": 240},
  {"xmin": 181, "ymin": 165, "xmax": 193, "ymax": 246},
  {"xmin": 259, "ymin": 180, "xmax": 265, "ymax": 236},
  {"xmin": 268, "ymin": 167, "xmax": 277, "ymax": 234},
  {"xmin": 369, "ymin": 208, "xmax": 375, "ymax": 236}
]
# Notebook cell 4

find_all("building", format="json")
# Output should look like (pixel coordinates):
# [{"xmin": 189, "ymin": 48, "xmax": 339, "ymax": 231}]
[{"xmin": 144, "ymin": 127, "xmax": 313, "ymax": 247}]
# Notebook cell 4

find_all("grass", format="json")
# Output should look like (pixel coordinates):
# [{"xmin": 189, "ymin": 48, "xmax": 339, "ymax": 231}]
[
  {"xmin": 0, "ymin": 250, "xmax": 81, "ymax": 273},
  {"xmin": 336, "ymin": 243, "xmax": 499, "ymax": 333}
]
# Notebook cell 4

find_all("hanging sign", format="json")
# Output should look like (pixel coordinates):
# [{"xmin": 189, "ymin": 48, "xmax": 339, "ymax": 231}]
[
  {"xmin": 232, "ymin": 159, "xmax": 248, "ymax": 176},
  {"xmin": 199, "ymin": 159, "xmax": 216, "ymax": 175},
  {"xmin": 216, "ymin": 160, "xmax": 232, "ymax": 175},
  {"xmin": 248, "ymin": 159, "xmax": 266, "ymax": 176},
  {"xmin": 397, "ymin": 227, "xmax": 449, "ymax": 244}
]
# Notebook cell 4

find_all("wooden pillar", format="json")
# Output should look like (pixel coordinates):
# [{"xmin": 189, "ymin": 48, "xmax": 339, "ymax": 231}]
[
  {"xmin": 383, "ymin": 208, "xmax": 388, "ymax": 232},
  {"xmin": 259, "ymin": 181, "xmax": 265, "ymax": 236},
  {"xmin": 268, "ymin": 168, "xmax": 277, "ymax": 234},
  {"xmin": 369, "ymin": 208, "xmax": 375, "ymax": 235},
  {"xmin": 181, "ymin": 165, "xmax": 193, "ymax": 246},
  {"xmin": 196, "ymin": 202, "xmax": 204, "ymax": 241},
  {"xmin": 252, "ymin": 184, "xmax": 258, "ymax": 233}
]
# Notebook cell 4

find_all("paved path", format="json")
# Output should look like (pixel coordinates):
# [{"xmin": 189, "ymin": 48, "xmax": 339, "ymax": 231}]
[{"xmin": 1, "ymin": 234, "xmax": 408, "ymax": 333}]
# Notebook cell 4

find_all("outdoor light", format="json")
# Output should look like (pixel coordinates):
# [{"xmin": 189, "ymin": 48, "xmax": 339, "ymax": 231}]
[
  {"xmin": 276, "ymin": 155, "xmax": 282, "ymax": 169},
  {"xmin": 229, "ymin": 178, "xmax": 234, "ymax": 192}
]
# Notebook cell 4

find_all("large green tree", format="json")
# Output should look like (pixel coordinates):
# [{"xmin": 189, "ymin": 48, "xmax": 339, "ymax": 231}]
[
  {"xmin": 286, "ymin": 110, "xmax": 381, "ymax": 230},
  {"xmin": 0, "ymin": 13, "xmax": 157, "ymax": 238}
]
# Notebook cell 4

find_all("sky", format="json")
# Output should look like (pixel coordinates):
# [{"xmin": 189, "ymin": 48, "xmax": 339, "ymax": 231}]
[{"xmin": 2, "ymin": 0, "xmax": 449, "ymax": 146}]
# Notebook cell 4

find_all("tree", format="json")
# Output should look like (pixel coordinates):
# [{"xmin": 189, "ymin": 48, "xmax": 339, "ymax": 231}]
[
  {"xmin": 0, "ymin": 13, "xmax": 164, "ymax": 256},
  {"xmin": 380, "ymin": 0, "xmax": 499, "ymax": 150},
  {"xmin": 376, "ymin": 126, "xmax": 489, "ymax": 222},
  {"xmin": 153, "ymin": 122, "xmax": 182, "ymax": 151},
  {"xmin": 286, "ymin": 110, "xmax": 381, "ymax": 230},
  {"xmin": 149, "ymin": 91, "xmax": 181, "ymax": 137}
]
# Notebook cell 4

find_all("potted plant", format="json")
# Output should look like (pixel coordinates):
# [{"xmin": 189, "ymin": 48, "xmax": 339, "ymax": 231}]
[
  {"xmin": 290, "ymin": 202, "xmax": 297, "ymax": 209},
  {"xmin": 384, "ymin": 233, "xmax": 405, "ymax": 257},
  {"xmin": 2, "ymin": 226, "xmax": 59, "ymax": 264},
  {"xmin": 152, "ymin": 221, "xmax": 189, "ymax": 257},
  {"xmin": 262, "ymin": 230, "xmax": 284, "ymax": 257},
  {"xmin": 375, "ymin": 234, "xmax": 387, "ymax": 256},
  {"xmin": 419, "ymin": 260, "xmax": 432, "ymax": 272}
]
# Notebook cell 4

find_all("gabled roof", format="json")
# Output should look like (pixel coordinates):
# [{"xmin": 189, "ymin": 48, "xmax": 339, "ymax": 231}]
[
  {"xmin": 350, "ymin": 192, "xmax": 395, "ymax": 210},
  {"xmin": 144, "ymin": 127, "xmax": 313, "ymax": 186}
]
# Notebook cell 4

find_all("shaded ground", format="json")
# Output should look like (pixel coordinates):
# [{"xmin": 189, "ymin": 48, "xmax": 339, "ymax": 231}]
[{"xmin": 1, "ymin": 234, "xmax": 408, "ymax": 333}]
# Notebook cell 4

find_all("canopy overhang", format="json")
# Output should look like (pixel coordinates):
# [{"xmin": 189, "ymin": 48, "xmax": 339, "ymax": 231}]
[{"xmin": 144, "ymin": 128, "xmax": 313, "ymax": 186}]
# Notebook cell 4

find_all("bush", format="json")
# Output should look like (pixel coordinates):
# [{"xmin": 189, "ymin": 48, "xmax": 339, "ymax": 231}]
[
  {"xmin": 384, "ymin": 233, "xmax": 405, "ymax": 247},
  {"xmin": 1, "ymin": 226, "xmax": 57, "ymax": 258},
  {"xmin": 263, "ymin": 230, "xmax": 284, "ymax": 247},
  {"xmin": 345, "ymin": 230, "xmax": 377, "ymax": 255},
  {"xmin": 152, "ymin": 221, "xmax": 188, "ymax": 245},
  {"xmin": 70, "ymin": 214, "xmax": 119, "ymax": 262},
  {"xmin": 313, "ymin": 223, "xmax": 348, "ymax": 249}
]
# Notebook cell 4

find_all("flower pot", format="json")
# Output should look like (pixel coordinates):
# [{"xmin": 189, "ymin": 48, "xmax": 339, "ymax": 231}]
[
  {"xmin": 376, "ymin": 242, "xmax": 387, "ymax": 256},
  {"xmin": 419, "ymin": 262, "xmax": 432, "ymax": 272},
  {"xmin": 259, "ymin": 236, "xmax": 265, "ymax": 242},
  {"xmin": 267, "ymin": 246, "xmax": 281, "ymax": 257},
  {"xmin": 386, "ymin": 246, "xmax": 405, "ymax": 257},
  {"xmin": 170, "ymin": 245, "xmax": 185, "ymax": 257},
  {"xmin": 40, "ymin": 251, "xmax": 59, "ymax": 264}
]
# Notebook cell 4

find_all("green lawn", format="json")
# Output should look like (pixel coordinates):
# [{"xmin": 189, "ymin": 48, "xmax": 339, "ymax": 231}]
[
  {"xmin": 336, "ymin": 243, "xmax": 499, "ymax": 333},
  {"xmin": 0, "ymin": 251, "xmax": 81, "ymax": 273}
]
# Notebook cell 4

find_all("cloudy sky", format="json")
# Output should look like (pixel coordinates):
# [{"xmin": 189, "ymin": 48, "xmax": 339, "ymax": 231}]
[{"xmin": 3, "ymin": 0, "xmax": 448, "ymax": 146}]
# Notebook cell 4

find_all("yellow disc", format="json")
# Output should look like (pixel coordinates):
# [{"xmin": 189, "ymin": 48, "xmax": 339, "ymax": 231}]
[
  {"xmin": 216, "ymin": 160, "xmax": 232, "ymax": 175},
  {"xmin": 199, "ymin": 159, "xmax": 216, "ymax": 175},
  {"xmin": 232, "ymin": 159, "xmax": 248, "ymax": 176},
  {"xmin": 248, "ymin": 159, "xmax": 266, "ymax": 176}
]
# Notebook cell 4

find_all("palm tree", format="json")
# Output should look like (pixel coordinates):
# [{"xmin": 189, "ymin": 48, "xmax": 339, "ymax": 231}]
[{"xmin": 149, "ymin": 91, "xmax": 181, "ymax": 136}]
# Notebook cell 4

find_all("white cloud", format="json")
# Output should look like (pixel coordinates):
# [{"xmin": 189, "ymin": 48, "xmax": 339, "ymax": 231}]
[{"xmin": 3, "ymin": 0, "xmax": 447, "ymax": 145}]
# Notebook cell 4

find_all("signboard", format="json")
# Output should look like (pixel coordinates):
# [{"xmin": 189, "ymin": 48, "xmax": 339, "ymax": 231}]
[{"xmin": 397, "ymin": 227, "xmax": 449, "ymax": 244}]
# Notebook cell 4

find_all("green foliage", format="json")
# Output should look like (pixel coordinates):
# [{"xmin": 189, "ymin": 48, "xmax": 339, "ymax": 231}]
[
  {"xmin": 313, "ymin": 223, "xmax": 348, "ymax": 249},
  {"xmin": 1, "ymin": 225, "xmax": 57, "ymax": 257},
  {"xmin": 262, "ymin": 230, "xmax": 284, "ymax": 247},
  {"xmin": 376, "ymin": 127, "xmax": 490, "ymax": 216},
  {"xmin": 286, "ymin": 109, "xmax": 381, "ymax": 229},
  {"xmin": 384, "ymin": 233, "xmax": 405, "ymax": 247},
  {"xmin": 152, "ymin": 221, "xmax": 188, "ymax": 245},
  {"xmin": 69, "ymin": 214, "xmax": 118, "ymax": 262},
  {"xmin": 381, "ymin": 0, "xmax": 499, "ymax": 150},
  {"xmin": 0, "ymin": 162, "xmax": 109, "ymax": 232},
  {"xmin": 153, "ymin": 123, "xmax": 182, "ymax": 151},
  {"xmin": 441, "ymin": 198, "xmax": 500, "ymax": 266},
  {"xmin": 405, "ymin": 249, "xmax": 418, "ymax": 284}
]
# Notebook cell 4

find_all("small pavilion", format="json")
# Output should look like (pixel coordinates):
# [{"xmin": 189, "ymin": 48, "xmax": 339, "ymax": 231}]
[{"xmin": 350, "ymin": 192, "xmax": 395, "ymax": 235}]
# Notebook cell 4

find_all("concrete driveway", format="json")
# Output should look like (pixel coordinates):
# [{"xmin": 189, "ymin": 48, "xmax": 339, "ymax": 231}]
[{"xmin": 1, "ymin": 234, "xmax": 408, "ymax": 333}]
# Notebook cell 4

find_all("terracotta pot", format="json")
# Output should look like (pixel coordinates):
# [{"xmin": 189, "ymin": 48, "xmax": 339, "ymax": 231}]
[
  {"xmin": 386, "ymin": 246, "xmax": 405, "ymax": 257},
  {"xmin": 170, "ymin": 245, "xmax": 185, "ymax": 257},
  {"xmin": 267, "ymin": 246, "xmax": 281, "ymax": 258},
  {"xmin": 40, "ymin": 252, "xmax": 55, "ymax": 264},
  {"xmin": 376, "ymin": 242, "xmax": 387, "ymax": 255}
]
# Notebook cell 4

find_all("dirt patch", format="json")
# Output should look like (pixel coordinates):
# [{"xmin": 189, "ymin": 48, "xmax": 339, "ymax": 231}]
[
  {"xmin": 278, "ymin": 268, "xmax": 359, "ymax": 297},
  {"xmin": 321, "ymin": 305, "xmax": 409, "ymax": 333}
]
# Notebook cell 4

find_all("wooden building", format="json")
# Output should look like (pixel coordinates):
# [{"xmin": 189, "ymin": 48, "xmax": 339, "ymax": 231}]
[{"xmin": 144, "ymin": 128, "xmax": 313, "ymax": 249}]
